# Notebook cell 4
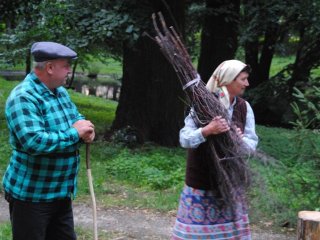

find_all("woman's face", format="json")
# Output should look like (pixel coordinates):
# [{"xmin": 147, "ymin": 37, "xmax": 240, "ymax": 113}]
[{"xmin": 226, "ymin": 71, "xmax": 249, "ymax": 97}]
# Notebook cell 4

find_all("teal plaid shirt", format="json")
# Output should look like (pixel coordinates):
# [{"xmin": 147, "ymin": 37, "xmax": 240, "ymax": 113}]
[{"xmin": 2, "ymin": 72, "xmax": 84, "ymax": 202}]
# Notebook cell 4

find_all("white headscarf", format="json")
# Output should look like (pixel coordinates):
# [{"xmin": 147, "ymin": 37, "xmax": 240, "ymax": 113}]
[{"xmin": 206, "ymin": 60, "xmax": 247, "ymax": 109}]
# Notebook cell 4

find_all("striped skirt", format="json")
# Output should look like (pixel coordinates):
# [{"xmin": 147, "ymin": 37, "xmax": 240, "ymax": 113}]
[{"xmin": 172, "ymin": 185, "xmax": 251, "ymax": 240}]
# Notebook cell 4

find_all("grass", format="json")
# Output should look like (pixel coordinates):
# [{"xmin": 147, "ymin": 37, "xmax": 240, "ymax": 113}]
[
  {"xmin": 69, "ymin": 91, "xmax": 117, "ymax": 136},
  {"xmin": 270, "ymin": 55, "xmax": 295, "ymax": 76},
  {"xmin": 85, "ymin": 57, "xmax": 122, "ymax": 75},
  {"xmin": 0, "ymin": 222, "xmax": 11, "ymax": 240},
  {"xmin": 75, "ymin": 226, "xmax": 123, "ymax": 240},
  {"xmin": 76, "ymin": 142, "xmax": 185, "ymax": 211},
  {"xmin": 269, "ymin": 55, "xmax": 320, "ymax": 77},
  {"xmin": 255, "ymin": 125, "xmax": 296, "ymax": 159}
]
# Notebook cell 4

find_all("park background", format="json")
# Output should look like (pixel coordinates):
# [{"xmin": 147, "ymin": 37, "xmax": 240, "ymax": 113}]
[{"xmin": 0, "ymin": 0, "xmax": 319, "ymax": 239}]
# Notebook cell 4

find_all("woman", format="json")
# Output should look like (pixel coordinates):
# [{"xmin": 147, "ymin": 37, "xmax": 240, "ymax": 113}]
[{"xmin": 172, "ymin": 60, "xmax": 258, "ymax": 239}]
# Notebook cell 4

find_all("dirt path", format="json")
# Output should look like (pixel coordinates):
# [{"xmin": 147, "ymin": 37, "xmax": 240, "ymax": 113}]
[{"xmin": 0, "ymin": 195, "xmax": 295, "ymax": 239}]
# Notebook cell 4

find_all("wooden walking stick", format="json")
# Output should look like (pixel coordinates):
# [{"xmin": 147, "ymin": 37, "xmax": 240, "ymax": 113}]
[{"xmin": 86, "ymin": 143, "xmax": 98, "ymax": 240}]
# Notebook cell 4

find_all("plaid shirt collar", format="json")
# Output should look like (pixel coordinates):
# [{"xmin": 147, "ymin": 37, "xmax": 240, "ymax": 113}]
[
  {"xmin": 29, "ymin": 71, "xmax": 50, "ymax": 95},
  {"xmin": 29, "ymin": 71, "xmax": 66, "ymax": 97}
]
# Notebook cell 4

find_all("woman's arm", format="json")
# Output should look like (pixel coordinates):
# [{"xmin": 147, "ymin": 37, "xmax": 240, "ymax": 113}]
[
  {"xmin": 180, "ymin": 111, "xmax": 230, "ymax": 148},
  {"xmin": 243, "ymin": 102, "xmax": 259, "ymax": 150}
]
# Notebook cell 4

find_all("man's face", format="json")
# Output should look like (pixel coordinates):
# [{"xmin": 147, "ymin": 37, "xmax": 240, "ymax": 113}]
[
  {"xmin": 47, "ymin": 59, "xmax": 71, "ymax": 88},
  {"xmin": 226, "ymin": 71, "xmax": 249, "ymax": 97}
]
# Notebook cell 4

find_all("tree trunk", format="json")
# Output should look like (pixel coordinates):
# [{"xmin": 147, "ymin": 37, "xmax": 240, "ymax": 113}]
[
  {"xmin": 258, "ymin": 24, "xmax": 278, "ymax": 82},
  {"xmin": 243, "ymin": 0, "xmax": 260, "ymax": 88},
  {"xmin": 197, "ymin": 0, "xmax": 240, "ymax": 83},
  {"xmin": 242, "ymin": 0, "xmax": 283, "ymax": 89},
  {"xmin": 244, "ymin": 23, "xmax": 280, "ymax": 88},
  {"xmin": 249, "ymin": 22, "xmax": 279, "ymax": 89},
  {"xmin": 297, "ymin": 211, "xmax": 320, "ymax": 240},
  {"xmin": 67, "ymin": 59, "xmax": 78, "ymax": 89},
  {"xmin": 25, "ymin": 49, "xmax": 31, "ymax": 76},
  {"xmin": 245, "ymin": 39, "xmax": 259, "ymax": 74},
  {"xmin": 245, "ymin": 38, "xmax": 259, "ymax": 87},
  {"xmin": 289, "ymin": 30, "xmax": 320, "ymax": 93},
  {"xmin": 111, "ymin": 0, "xmax": 185, "ymax": 146}
]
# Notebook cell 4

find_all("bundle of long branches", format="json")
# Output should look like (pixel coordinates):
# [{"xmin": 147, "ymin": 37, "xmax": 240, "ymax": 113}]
[{"xmin": 151, "ymin": 12, "xmax": 251, "ymax": 207}]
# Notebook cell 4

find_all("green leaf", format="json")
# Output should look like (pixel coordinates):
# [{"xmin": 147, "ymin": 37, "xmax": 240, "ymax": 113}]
[
  {"xmin": 107, "ymin": 31, "xmax": 112, "ymax": 37},
  {"xmin": 125, "ymin": 25, "xmax": 133, "ymax": 33}
]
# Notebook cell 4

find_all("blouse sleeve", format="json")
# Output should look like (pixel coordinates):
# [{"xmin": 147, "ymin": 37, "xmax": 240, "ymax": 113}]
[
  {"xmin": 179, "ymin": 112, "xmax": 206, "ymax": 149},
  {"xmin": 243, "ymin": 101, "xmax": 259, "ymax": 150}
]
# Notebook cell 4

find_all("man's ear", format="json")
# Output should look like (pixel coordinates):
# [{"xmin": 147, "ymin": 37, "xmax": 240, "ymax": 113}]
[{"xmin": 46, "ymin": 61, "xmax": 54, "ymax": 74}]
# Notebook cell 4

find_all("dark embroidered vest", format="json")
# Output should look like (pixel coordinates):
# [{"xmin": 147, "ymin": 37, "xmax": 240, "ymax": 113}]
[{"xmin": 185, "ymin": 97, "xmax": 247, "ymax": 190}]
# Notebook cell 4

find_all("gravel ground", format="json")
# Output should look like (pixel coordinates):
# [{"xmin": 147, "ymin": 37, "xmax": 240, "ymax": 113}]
[{"xmin": 0, "ymin": 195, "xmax": 295, "ymax": 239}]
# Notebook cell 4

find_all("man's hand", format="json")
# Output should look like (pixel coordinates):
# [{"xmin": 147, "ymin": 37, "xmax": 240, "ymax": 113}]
[
  {"xmin": 201, "ymin": 116, "xmax": 230, "ymax": 137},
  {"xmin": 83, "ymin": 130, "xmax": 95, "ymax": 143},
  {"xmin": 73, "ymin": 120, "xmax": 95, "ymax": 143}
]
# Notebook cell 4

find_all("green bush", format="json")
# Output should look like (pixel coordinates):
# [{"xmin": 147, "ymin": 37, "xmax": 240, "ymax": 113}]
[
  {"xmin": 250, "ymin": 125, "xmax": 320, "ymax": 226},
  {"xmin": 291, "ymin": 86, "xmax": 320, "ymax": 129},
  {"xmin": 250, "ymin": 159, "xmax": 319, "ymax": 225}
]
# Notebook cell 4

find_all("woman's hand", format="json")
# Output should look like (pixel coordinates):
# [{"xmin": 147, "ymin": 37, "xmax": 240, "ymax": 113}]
[
  {"xmin": 201, "ymin": 116, "xmax": 230, "ymax": 137},
  {"xmin": 236, "ymin": 127, "xmax": 244, "ymax": 138}
]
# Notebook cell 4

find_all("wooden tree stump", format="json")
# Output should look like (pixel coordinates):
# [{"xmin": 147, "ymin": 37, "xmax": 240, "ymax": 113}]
[{"xmin": 297, "ymin": 211, "xmax": 320, "ymax": 240}]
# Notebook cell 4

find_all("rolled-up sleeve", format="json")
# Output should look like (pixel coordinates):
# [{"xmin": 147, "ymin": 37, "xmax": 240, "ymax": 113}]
[
  {"xmin": 179, "ymin": 113, "xmax": 206, "ymax": 148},
  {"xmin": 243, "ymin": 102, "xmax": 259, "ymax": 150}
]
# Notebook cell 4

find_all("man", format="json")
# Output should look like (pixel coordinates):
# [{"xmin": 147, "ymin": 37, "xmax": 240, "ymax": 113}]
[{"xmin": 2, "ymin": 41, "xmax": 95, "ymax": 240}]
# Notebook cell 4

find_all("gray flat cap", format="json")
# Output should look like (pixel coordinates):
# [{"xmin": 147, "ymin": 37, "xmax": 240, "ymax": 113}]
[{"xmin": 31, "ymin": 41, "xmax": 77, "ymax": 62}]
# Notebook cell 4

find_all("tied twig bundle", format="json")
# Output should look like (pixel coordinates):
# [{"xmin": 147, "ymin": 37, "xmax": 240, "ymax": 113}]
[{"xmin": 151, "ymin": 12, "xmax": 251, "ymax": 207}]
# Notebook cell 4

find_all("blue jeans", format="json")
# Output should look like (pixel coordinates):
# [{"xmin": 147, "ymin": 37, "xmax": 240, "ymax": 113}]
[{"xmin": 6, "ymin": 193, "xmax": 76, "ymax": 240}]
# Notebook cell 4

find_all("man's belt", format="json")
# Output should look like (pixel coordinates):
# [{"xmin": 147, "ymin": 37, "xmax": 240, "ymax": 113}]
[{"xmin": 42, "ymin": 150, "xmax": 80, "ymax": 158}]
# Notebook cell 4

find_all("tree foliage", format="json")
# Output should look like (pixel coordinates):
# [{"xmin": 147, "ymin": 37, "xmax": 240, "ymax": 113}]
[
  {"xmin": 241, "ymin": 0, "xmax": 320, "ymax": 126},
  {"xmin": 2, "ymin": 0, "xmax": 320, "ymax": 131},
  {"xmin": 0, "ymin": 0, "xmax": 144, "ymax": 71},
  {"xmin": 240, "ymin": 0, "xmax": 296, "ymax": 88}
]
